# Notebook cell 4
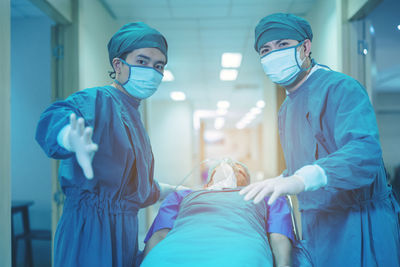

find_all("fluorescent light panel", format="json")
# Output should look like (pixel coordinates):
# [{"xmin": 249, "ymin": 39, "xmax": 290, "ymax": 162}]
[
  {"xmin": 220, "ymin": 69, "xmax": 238, "ymax": 81},
  {"xmin": 221, "ymin": 53, "xmax": 242, "ymax": 68},
  {"xmin": 217, "ymin": 100, "xmax": 230, "ymax": 109},
  {"xmin": 216, "ymin": 108, "xmax": 228, "ymax": 116},
  {"xmin": 256, "ymin": 100, "xmax": 266, "ymax": 108},
  {"xmin": 170, "ymin": 91, "xmax": 186, "ymax": 101}
]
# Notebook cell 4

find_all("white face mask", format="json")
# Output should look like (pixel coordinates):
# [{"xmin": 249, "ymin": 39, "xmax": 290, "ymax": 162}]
[
  {"xmin": 260, "ymin": 41, "xmax": 305, "ymax": 87},
  {"xmin": 207, "ymin": 161, "xmax": 237, "ymax": 190},
  {"xmin": 117, "ymin": 59, "xmax": 163, "ymax": 99}
]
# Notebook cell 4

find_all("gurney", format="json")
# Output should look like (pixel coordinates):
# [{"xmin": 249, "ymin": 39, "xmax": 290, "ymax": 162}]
[{"xmin": 286, "ymin": 195, "xmax": 313, "ymax": 266}]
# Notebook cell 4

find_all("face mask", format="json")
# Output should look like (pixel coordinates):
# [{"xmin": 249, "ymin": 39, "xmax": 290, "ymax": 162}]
[
  {"xmin": 207, "ymin": 160, "xmax": 237, "ymax": 190},
  {"xmin": 116, "ymin": 59, "xmax": 163, "ymax": 99},
  {"xmin": 260, "ymin": 41, "xmax": 306, "ymax": 87}
]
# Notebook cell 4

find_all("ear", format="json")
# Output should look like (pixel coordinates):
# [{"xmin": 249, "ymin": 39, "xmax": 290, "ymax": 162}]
[
  {"xmin": 112, "ymin": 58, "xmax": 122, "ymax": 74},
  {"xmin": 303, "ymin": 39, "xmax": 312, "ymax": 57}
]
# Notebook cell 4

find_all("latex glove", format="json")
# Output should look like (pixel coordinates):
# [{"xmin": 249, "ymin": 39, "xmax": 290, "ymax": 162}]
[
  {"xmin": 158, "ymin": 183, "xmax": 190, "ymax": 201},
  {"xmin": 60, "ymin": 113, "xmax": 98, "ymax": 179},
  {"xmin": 239, "ymin": 175, "xmax": 305, "ymax": 205}
]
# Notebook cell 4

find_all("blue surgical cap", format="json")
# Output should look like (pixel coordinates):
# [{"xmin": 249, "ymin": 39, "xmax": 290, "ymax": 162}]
[
  {"xmin": 254, "ymin": 13, "xmax": 313, "ymax": 52},
  {"xmin": 107, "ymin": 22, "xmax": 168, "ymax": 67}
]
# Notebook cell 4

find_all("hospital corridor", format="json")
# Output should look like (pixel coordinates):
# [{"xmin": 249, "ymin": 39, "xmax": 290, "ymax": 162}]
[{"xmin": 1, "ymin": 0, "xmax": 400, "ymax": 266}]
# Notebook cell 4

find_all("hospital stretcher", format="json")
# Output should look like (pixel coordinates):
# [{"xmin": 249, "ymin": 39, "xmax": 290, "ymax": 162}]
[{"xmin": 286, "ymin": 195, "xmax": 313, "ymax": 266}]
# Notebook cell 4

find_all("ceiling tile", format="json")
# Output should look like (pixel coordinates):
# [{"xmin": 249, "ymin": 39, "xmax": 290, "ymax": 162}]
[
  {"xmin": 171, "ymin": 6, "xmax": 230, "ymax": 19},
  {"xmin": 104, "ymin": 0, "xmax": 169, "ymax": 7},
  {"xmin": 111, "ymin": 6, "xmax": 172, "ymax": 19},
  {"xmin": 170, "ymin": 0, "xmax": 232, "ymax": 7},
  {"xmin": 230, "ymin": 3, "xmax": 291, "ymax": 18}
]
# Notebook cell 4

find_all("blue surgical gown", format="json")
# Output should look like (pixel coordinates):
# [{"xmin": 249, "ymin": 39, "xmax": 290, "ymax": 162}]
[
  {"xmin": 141, "ymin": 189, "xmax": 294, "ymax": 266},
  {"xmin": 35, "ymin": 85, "xmax": 160, "ymax": 267},
  {"xmin": 278, "ymin": 67, "xmax": 400, "ymax": 266}
]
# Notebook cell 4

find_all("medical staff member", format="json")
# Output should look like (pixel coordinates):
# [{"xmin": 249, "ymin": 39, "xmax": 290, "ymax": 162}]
[
  {"xmin": 240, "ymin": 13, "xmax": 400, "ymax": 266},
  {"xmin": 36, "ymin": 22, "xmax": 180, "ymax": 267}
]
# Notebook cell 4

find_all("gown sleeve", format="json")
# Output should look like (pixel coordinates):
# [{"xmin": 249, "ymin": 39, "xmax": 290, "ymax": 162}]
[
  {"xmin": 314, "ymin": 77, "xmax": 383, "ymax": 191},
  {"xmin": 266, "ymin": 196, "xmax": 294, "ymax": 242},
  {"xmin": 35, "ymin": 90, "xmax": 95, "ymax": 159}
]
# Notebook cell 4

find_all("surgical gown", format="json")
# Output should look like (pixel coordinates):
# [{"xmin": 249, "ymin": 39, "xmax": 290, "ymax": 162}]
[
  {"xmin": 141, "ymin": 189, "xmax": 294, "ymax": 267},
  {"xmin": 278, "ymin": 66, "xmax": 400, "ymax": 266},
  {"xmin": 35, "ymin": 85, "xmax": 160, "ymax": 267}
]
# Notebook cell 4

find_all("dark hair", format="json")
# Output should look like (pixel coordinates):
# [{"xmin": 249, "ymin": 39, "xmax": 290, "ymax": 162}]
[{"xmin": 108, "ymin": 52, "xmax": 130, "ymax": 79}]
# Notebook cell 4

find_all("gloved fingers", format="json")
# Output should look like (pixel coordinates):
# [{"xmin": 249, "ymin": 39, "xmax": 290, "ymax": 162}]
[
  {"xmin": 82, "ymin": 164, "xmax": 94, "ymax": 179},
  {"xmin": 83, "ymin": 127, "xmax": 93, "ymax": 143},
  {"xmin": 253, "ymin": 184, "xmax": 273, "ymax": 204},
  {"xmin": 76, "ymin": 153, "xmax": 94, "ymax": 179},
  {"xmin": 70, "ymin": 113, "xmax": 77, "ymax": 130},
  {"xmin": 243, "ymin": 182, "xmax": 264, "ymax": 201},
  {"xmin": 89, "ymin": 143, "xmax": 98, "ymax": 152},
  {"xmin": 77, "ymin": 118, "xmax": 85, "ymax": 136},
  {"xmin": 239, "ymin": 182, "xmax": 258, "ymax": 196},
  {"xmin": 267, "ymin": 189, "xmax": 283, "ymax": 205}
]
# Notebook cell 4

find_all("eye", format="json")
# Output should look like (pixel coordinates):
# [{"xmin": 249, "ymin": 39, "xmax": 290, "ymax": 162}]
[
  {"xmin": 137, "ymin": 59, "xmax": 148, "ymax": 65},
  {"xmin": 279, "ymin": 42, "xmax": 289, "ymax": 47},
  {"xmin": 155, "ymin": 64, "xmax": 165, "ymax": 72},
  {"xmin": 260, "ymin": 48, "xmax": 270, "ymax": 55}
]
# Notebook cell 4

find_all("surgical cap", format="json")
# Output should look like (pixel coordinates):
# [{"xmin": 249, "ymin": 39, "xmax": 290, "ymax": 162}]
[
  {"xmin": 254, "ymin": 13, "xmax": 313, "ymax": 52},
  {"xmin": 107, "ymin": 22, "xmax": 168, "ymax": 67}
]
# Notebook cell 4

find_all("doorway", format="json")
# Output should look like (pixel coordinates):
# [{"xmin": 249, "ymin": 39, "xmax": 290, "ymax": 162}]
[{"xmin": 11, "ymin": 0, "xmax": 55, "ymax": 265}]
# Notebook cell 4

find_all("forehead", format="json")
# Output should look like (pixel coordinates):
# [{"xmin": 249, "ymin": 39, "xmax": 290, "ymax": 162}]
[
  {"xmin": 261, "ymin": 38, "xmax": 299, "ymax": 48},
  {"xmin": 127, "ymin": 47, "xmax": 166, "ymax": 62}
]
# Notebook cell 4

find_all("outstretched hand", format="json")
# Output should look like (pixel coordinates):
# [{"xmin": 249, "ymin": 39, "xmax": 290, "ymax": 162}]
[
  {"xmin": 67, "ymin": 113, "xmax": 98, "ymax": 179},
  {"xmin": 239, "ymin": 175, "xmax": 305, "ymax": 205}
]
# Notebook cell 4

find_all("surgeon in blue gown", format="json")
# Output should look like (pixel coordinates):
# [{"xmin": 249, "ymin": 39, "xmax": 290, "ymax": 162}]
[
  {"xmin": 36, "ymin": 22, "xmax": 181, "ymax": 267},
  {"xmin": 240, "ymin": 13, "xmax": 400, "ymax": 266}
]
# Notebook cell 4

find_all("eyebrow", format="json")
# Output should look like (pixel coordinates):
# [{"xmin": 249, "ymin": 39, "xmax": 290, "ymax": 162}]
[
  {"xmin": 136, "ymin": 54, "xmax": 166, "ymax": 65},
  {"xmin": 260, "ymin": 39, "xmax": 288, "ymax": 49}
]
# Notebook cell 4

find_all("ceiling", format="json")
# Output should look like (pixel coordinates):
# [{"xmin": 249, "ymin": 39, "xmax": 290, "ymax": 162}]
[{"xmin": 101, "ymin": 0, "xmax": 317, "ymax": 128}]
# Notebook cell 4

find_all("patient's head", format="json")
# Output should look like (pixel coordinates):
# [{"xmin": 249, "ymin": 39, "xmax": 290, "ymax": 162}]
[{"xmin": 205, "ymin": 159, "xmax": 250, "ymax": 189}]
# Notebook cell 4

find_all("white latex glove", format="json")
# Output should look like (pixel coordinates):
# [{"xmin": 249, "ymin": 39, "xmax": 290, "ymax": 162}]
[
  {"xmin": 239, "ymin": 175, "xmax": 305, "ymax": 205},
  {"xmin": 60, "ymin": 113, "xmax": 98, "ymax": 179},
  {"xmin": 158, "ymin": 182, "xmax": 190, "ymax": 201}
]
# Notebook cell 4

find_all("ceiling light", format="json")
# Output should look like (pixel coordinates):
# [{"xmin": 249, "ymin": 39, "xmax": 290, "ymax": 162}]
[
  {"xmin": 214, "ymin": 117, "xmax": 225, "ymax": 130},
  {"xmin": 256, "ymin": 100, "xmax": 266, "ymax": 108},
  {"xmin": 397, "ymin": 25, "xmax": 400, "ymax": 31},
  {"xmin": 162, "ymin": 70, "xmax": 174, "ymax": 82},
  {"xmin": 170, "ymin": 91, "xmax": 186, "ymax": 101},
  {"xmin": 221, "ymin": 53, "xmax": 242, "ymax": 68},
  {"xmin": 250, "ymin": 107, "xmax": 262, "ymax": 115},
  {"xmin": 363, "ymin": 48, "xmax": 368, "ymax": 55},
  {"xmin": 236, "ymin": 122, "xmax": 246, "ymax": 130},
  {"xmin": 220, "ymin": 69, "xmax": 238, "ymax": 81},
  {"xmin": 245, "ymin": 112, "xmax": 256, "ymax": 120},
  {"xmin": 216, "ymin": 108, "xmax": 228, "ymax": 116},
  {"xmin": 217, "ymin": 100, "xmax": 230, "ymax": 109}
]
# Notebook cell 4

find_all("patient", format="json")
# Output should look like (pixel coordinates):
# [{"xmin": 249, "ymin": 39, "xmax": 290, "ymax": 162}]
[{"xmin": 141, "ymin": 159, "xmax": 294, "ymax": 267}]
